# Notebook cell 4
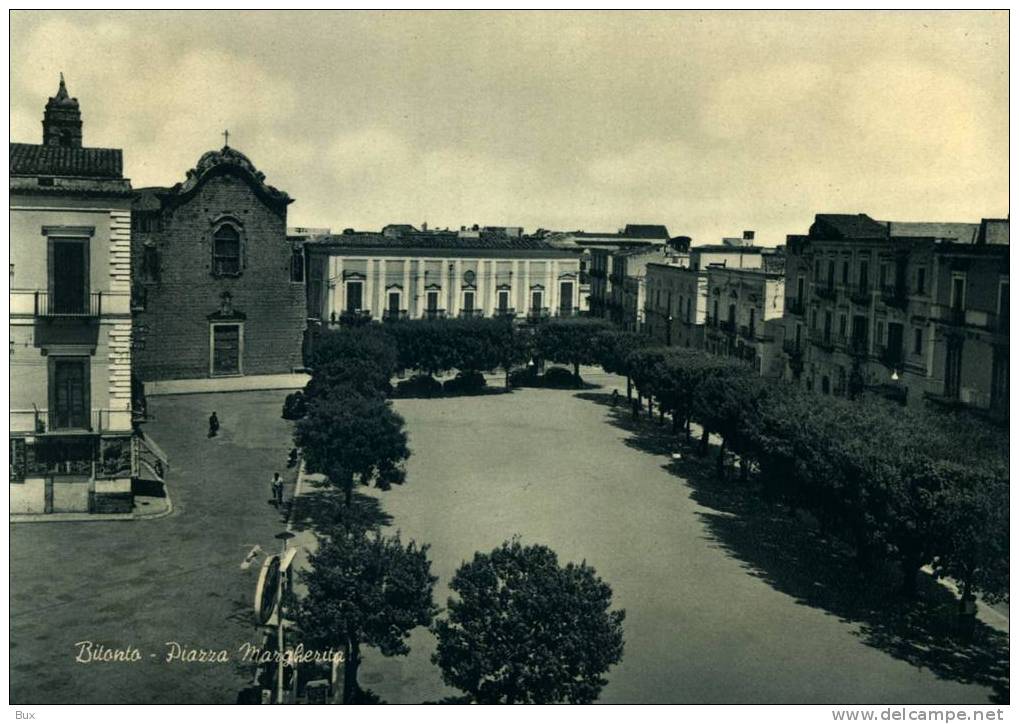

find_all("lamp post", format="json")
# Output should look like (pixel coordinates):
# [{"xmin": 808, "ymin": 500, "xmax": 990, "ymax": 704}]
[
  {"xmin": 274, "ymin": 530, "xmax": 295, "ymax": 704},
  {"xmin": 666, "ymin": 314, "xmax": 673, "ymax": 346}
]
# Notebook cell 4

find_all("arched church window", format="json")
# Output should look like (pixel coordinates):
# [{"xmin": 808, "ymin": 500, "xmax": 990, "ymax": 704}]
[{"xmin": 213, "ymin": 224, "xmax": 241, "ymax": 276}]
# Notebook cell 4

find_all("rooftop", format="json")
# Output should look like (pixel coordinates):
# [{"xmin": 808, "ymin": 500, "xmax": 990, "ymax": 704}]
[
  {"xmin": 10, "ymin": 143, "xmax": 123, "ymax": 179},
  {"xmin": 304, "ymin": 230, "xmax": 577, "ymax": 253}
]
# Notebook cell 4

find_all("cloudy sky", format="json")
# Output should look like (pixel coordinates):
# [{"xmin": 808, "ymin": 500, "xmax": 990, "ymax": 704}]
[{"xmin": 10, "ymin": 11, "xmax": 1008, "ymax": 244}]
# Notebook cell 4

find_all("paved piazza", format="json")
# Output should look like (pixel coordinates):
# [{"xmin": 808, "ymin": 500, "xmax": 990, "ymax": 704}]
[{"xmin": 10, "ymin": 377, "xmax": 1007, "ymax": 704}]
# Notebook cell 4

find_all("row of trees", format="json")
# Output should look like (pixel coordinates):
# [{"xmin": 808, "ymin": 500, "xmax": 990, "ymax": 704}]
[
  {"xmin": 597, "ymin": 335, "xmax": 1009, "ymax": 604},
  {"xmin": 292, "ymin": 326, "xmax": 625, "ymax": 702},
  {"xmin": 302, "ymin": 317, "xmax": 617, "ymax": 391}
]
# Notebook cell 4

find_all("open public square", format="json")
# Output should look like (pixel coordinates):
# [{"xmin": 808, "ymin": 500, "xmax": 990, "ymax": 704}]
[{"xmin": 10, "ymin": 377, "xmax": 1008, "ymax": 704}]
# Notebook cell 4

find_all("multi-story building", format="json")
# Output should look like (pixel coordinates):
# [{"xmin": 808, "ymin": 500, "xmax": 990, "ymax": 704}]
[
  {"xmin": 302, "ymin": 228, "xmax": 583, "ymax": 336},
  {"xmin": 644, "ymin": 235, "xmax": 771, "ymax": 350},
  {"xmin": 10, "ymin": 77, "xmax": 138, "ymax": 514},
  {"xmin": 590, "ymin": 246, "xmax": 673, "ymax": 330},
  {"xmin": 781, "ymin": 213, "xmax": 1008, "ymax": 416},
  {"xmin": 545, "ymin": 224, "xmax": 670, "ymax": 313},
  {"xmin": 130, "ymin": 145, "xmax": 306, "ymax": 381},
  {"xmin": 702, "ymin": 266, "xmax": 786, "ymax": 375}
]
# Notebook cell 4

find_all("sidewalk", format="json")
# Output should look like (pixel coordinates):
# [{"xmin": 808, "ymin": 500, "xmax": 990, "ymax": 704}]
[
  {"xmin": 10, "ymin": 487, "xmax": 172, "ymax": 523},
  {"xmin": 145, "ymin": 373, "xmax": 309, "ymax": 397}
]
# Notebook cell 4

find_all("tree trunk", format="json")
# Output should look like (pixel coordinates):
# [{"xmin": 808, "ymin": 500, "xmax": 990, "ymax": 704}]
[
  {"xmin": 647, "ymin": 396, "xmax": 653, "ymax": 418},
  {"xmin": 899, "ymin": 550, "xmax": 923, "ymax": 598},
  {"xmin": 739, "ymin": 455, "xmax": 749, "ymax": 482},
  {"xmin": 716, "ymin": 438, "xmax": 726, "ymax": 478},
  {"xmin": 342, "ymin": 636, "xmax": 361, "ymax": 704},
  {"xmin": 344, "ymin": 472, "xmax": 354, "ymax": 508},
  {"xmin": 658, "ymin": 404, "xmax": 664, "ymax": 425},
  {"xmin": 671, "ymin": 413, "xmax": 679, "ymax": 433},
  {"xmin": 685, "ymin": 416, "xmax": 691, "ymax": 442},
  {"xmin": 631, "ymin": 398, "xmax": 639, "ymax": 421},
  {"xmin": 626, "ymin": 376, "xmax": 632, "ymax": 401},
  {"xmin": 573, "ymin": 361, "xmax": 581, "ymax": 387}
]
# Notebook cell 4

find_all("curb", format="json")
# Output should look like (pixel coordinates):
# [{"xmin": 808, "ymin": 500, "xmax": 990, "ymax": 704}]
[{"xmin": 10, "ymin": 484, "xmax": 175, "ymax": 524}]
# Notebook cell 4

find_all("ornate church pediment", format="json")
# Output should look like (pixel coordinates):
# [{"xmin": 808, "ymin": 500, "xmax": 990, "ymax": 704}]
[{"xmin": 167, "ymin": 145, "xmax": 293, "ymax": 217}]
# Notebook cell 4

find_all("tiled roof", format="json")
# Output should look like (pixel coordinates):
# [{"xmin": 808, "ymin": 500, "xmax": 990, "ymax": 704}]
[
  {"xmin": 623, "ymin": 224, "xmax": 670, "ymax": 239},
  {"xmin": 691, "ymin": 245, "xmax": 765, "ymax": 253},
  {"xmin": 10, "ymin": 143, "xmax": 123, "ymax": 178},
  {"xmin": 810, "ymin": 214, "xmax": 888, "ymax": 239},
  {"xmin": 885, "ymin": 221, "xmax": 980, "ymax": 244},
  {"xmin": 305, "ymin": 231, "xmax": 574, "ymax": 252}
]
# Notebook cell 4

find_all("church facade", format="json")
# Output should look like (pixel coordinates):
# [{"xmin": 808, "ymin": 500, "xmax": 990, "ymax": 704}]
[{"xmin": 130, "ymin": 146, "xmax": 306, "ymax": 381}]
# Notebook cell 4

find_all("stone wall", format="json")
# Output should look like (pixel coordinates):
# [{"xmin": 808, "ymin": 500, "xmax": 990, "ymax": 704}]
[{"xmin": 132, "ymin": 173, "xmax": 305, "ymax": 381}]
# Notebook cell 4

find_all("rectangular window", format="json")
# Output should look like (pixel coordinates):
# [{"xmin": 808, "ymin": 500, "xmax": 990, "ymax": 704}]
[
  {"xmin": 49, "ymin": 238, "xmax": 89, "ymax": 314},
  {"xmin": 49, "ymin": 357, "xmax": 90, "ymax": 430},
  {"xmin": 290, "ymin": 249, "xmax": 304, "ymax": 283},
  {"xmin": 859, "ymin": 260, "xmax": 869, "ymax": 290},
  {"xmin": 841, "ymin": 260, "xmax": 849, "ymax": 285},
  {"xmin": 463, "ymin": 290, "xmax": 475, "ymax": 312},
  {"xmin": 498, "ymin": 290, "xmax": 510, "ymax": 312},
  {"xmin": 913, "ymin": 327, "xmax": 923, "ymax": 355},
  {"xmin": 827, "ymin": 260, "xmax": 835, "ymax": 290},
  {"xmin": 951, "ymin": 274, "xmax": 966, "ymax": 310},
  {"xmin": 823, "ymin": 311, "xmax": 832, "ymax": 342},
  {"xmin": 915, "ymin": 267, "xmax": 926, "ymax": 295},
  {"xmin": 142, "ymin": 245, "xmax": 160, "ymax": 282},
  {"xmin": 839, "ymin": 314, "xmax": 847, "ymax": 337},
  {"xmin": 879, "ymin": 263, "xmax": 889, "ymax": 289},
  {"xmin": 531, "ymin": 290, "xmax": 543, "ymax": 312},
  {"xmin": 560, "ymin": 281, "xmax": 574, "ymax": 312},
  {"xmin": 427, "ymin": 290, "xmax": 439, "ymax": 312},
  {"xmin": 213, "ymin": 226, "xmax": 241, "ymax": 276},
  {"xmin": 877, "ymin": 320, "xmax": 885, "ymax": 345},
  {"xmin": 388, "ymin": 291, "xmax": 400, "ymax": 313},
  {"xmin": 345, "ymin": 281, "xmax": 363, "ymax": 313}
]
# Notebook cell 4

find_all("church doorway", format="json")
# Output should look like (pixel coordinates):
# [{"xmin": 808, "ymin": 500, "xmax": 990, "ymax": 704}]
[{"xmin": 210, "ymin": 323, "xmax": 243, "ymax": 377}]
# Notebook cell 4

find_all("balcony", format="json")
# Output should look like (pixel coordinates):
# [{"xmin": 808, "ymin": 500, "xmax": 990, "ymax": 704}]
[
  {"xmin": 815, "ymin": 285, "xmax": 837, "ymax": 302},
  {"xmin": 719, "ymin": 319, "xmax": 736, "ymax": 334},
  {"xmin": 849, "ymin": 288, "xmax": 871, "ymax": 307},
  {"xmin": 931, "ymin": 305, "xmax": 1007, "ymax": 335},
  {"xmin": 423, "ymin": 309, "xmax": 447, "ymax": 320},
  {"xmin": 458, "ymin": 309, "xmax": 484, "ymax": 319},
  {"xmin": 494, "ymin": 307, "xmax": 516, "ymax": 319},
  {"xmin": 811, "ymin": 331, "xmax": 835, "ymax": 352},
  {"xmin": 526, "ymin": 307, "xmax": 551, "ymax": 323},
  {"xmin": 33, "ymin": 290, "xmax": 103, "ymax": 319},
  {"xmin": 333, "ymin": 310, "xmax": 372, "ymax": 326},
  {"xmin": 382, "ymin": 309, "xmax": 408, "ymax": 322},
  {"xmin": 878, "ymin": 344, "xmax": 904, "ymax": 368},
  {"xmin": 848, "ymin": 335, "xmax": 869, "ymax": 357},
  {"xmin": 785, "ymin": 297, "xmax": 805, "ymax": 316},
  {"xmin": 11, "ymin": 407, "xmax": 122, "ymax": 436},
  {"xmin": 556, "ymin": 307, "xmax": 580, "ymax": 318},
  {"xmin": 880, "ymin": 285, "xmax": 909, "ymax": 310}
]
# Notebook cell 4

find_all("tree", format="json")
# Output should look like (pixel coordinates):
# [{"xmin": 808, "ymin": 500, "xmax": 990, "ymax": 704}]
[
  {"xmin": 306, "ymin": 327, "xmax": 398, "ymax": 400},
  {"xmin": 534, "ymin": 318, "xmax": 614, "ymax": 385},
  {"xmin": 294, "ymin": 387, "xmax": 409, "ymax": 506},
  {"xmin": 432, "ymin": 539, "xmax": 625, "ymax": 704},
  {"xmin": 595, "ymin": 330, "xmax": 651, "ymax": 400},
  {"xmin": 690, "ymin": 358, "xmax": 763, "ymax": 474},
  {"xmin": 298, "ymin": 527, "xmax": 437, "ymax": 703}
]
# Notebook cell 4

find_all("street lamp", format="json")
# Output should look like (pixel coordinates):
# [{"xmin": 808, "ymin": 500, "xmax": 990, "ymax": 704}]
[{"xmin": 666, "ymin": 314, "xmax": 673, "ymax": 346}]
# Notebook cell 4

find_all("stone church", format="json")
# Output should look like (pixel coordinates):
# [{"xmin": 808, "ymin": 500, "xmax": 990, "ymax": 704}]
[{"xmin": 130, "ymin": 144, "xmax": 306, "ymax": 381}]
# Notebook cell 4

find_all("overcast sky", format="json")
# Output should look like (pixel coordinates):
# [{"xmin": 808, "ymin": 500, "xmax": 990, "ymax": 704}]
[{"xmin": 10, "ymin": 10, "xmax": 1008, "ymax": 244}]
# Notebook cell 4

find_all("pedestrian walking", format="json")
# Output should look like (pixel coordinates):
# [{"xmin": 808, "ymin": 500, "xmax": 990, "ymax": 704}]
[
  {"xmin": 208, "ymin": 411, "xmax": 220, "ymax": 438},
  {"xmin": 271, "ymin": 472, "xmax": 284, "ymax": 507},
  {"xmin": 273, "ymin": 472, "xmax": 285, "ymax": 507}
]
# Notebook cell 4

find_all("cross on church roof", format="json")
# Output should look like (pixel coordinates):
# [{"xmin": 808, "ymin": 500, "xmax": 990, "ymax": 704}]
[{"xmin": 222, "ymin": 129, "xmax": 230, "ymax": 148}]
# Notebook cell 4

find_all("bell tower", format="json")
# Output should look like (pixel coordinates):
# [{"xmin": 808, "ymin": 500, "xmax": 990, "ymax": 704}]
[{"xmin": 42, "ymin": 73, "xmax": 83, "ymax": 148}]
